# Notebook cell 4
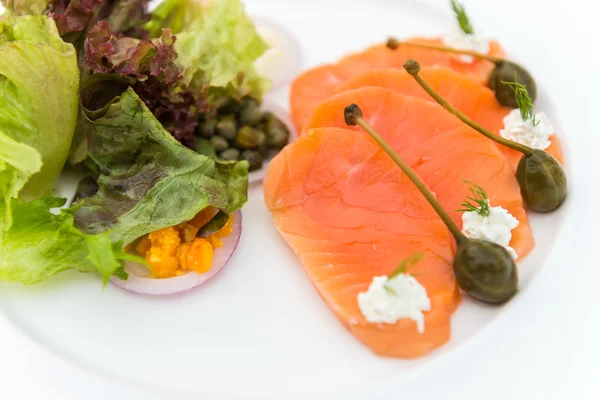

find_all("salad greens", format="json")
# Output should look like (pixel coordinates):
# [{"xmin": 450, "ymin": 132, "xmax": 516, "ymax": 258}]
[
  {"xmin": 0, "ymin": 0, "xmax": 263, "ymax": 285},
  {"xmin": 74, "ymin": 87, "xmax": 248, "ymax": 246},
  {"xmin": 2, "ymin": 0, "xmax": 48, "ymax": 16},
  {"xmin": 0, "ymin": 15, "xmax": 79, "ymax": 200},
  {"xmin": 171, "ymin": 0, "xmax": 270, "ymax": 98},
  {"xmin": 0, "ymin": 194, "xmax": 136, "ymax": 284}
]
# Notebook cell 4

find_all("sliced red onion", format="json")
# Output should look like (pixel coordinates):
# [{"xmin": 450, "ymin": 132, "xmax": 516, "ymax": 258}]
[
  {"xmin": 110, "ymin": 211, "xmax": 242, "ymax": 296},
  {"xmin": 249, "ymin": 100, "xmax": 298, "ymax": 184},
  {"xmin": 252, "ymin": 14, "xmax": 302, "ymax": 90}
]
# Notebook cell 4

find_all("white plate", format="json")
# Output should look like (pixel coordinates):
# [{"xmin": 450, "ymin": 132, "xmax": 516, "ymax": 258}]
[{"xmin": 1, "ymin": 0, "xmax": 600, "ymax": 399}]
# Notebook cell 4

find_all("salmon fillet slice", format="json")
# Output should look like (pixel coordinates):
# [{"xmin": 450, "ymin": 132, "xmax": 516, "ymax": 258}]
[
  {"xmin": 264, "ymin": 127, "xmax": 459, "ymax": 358},
  {"xmin": 335, "ymin": 67, "xmax": 564, "ymax": 170},
  {"xmin": 303, "ymin": 88, "xmax": 534, "ymax": 259},
  {"xmin": 290, "ymin": 38, "xmax": 504, "ymax": 131}
]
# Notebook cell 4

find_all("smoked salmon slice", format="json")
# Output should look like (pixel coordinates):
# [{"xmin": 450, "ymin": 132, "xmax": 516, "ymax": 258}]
[
  {"xmin": 335, "ymin": 67, "xmax": 564, "ymax": 170},
  {"xmin": 290, "ymin": 38, "xmax": 504, "ymax": 131},
  {"xmin": 264, "ymin": 90, "xmax": 534, "ymax": 357},
  {"xmin": 303, "ymin": 87, "xmax": 534, "ymax": 259},
  {"xmin": 264, "ymin": 127, "xmax": 460, "ymax": 358}
]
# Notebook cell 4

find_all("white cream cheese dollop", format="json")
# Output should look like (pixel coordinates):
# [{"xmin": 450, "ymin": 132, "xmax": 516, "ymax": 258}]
[
  {"xmin": 500, "ymin": 109, "xmax": 554, "ymax": 150},
  {"xmin": 442, "ymin": 31, "xmax": 489, "ymax": 63},
  {"xmin": 358, "ymin": 274, "xmax": 431, "ymax": 333},
  {"xmin": 461, "ymin": 202, "xmax": 520, "ymax": 259}
]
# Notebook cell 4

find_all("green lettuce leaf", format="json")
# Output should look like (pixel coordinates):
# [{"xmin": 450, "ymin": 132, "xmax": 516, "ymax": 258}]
[
  {"xmin": 0, "ymin": 194, "xmax": 137, "ymax": 285},
  {"xmin": 148, "ymin": 0, "xmax": 270, "ymax": 99},
  {"xmin": 2, "ymin": 0, "xmax": 49, "ymax": 16},
  {"xmin": 144, "ymin": 0, "xmax": 202, "ymax": 37},
  {"xmin": 0, "ymin": 15, "xmax": 79, "ymax": 200},
  {"xmin": 73, "ymin": 87, "xmax": 248, "ymax": 245}
]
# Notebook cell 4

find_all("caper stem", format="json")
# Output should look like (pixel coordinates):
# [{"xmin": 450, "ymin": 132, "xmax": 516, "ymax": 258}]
[
  {"xmin": 345, "ymin": 105, "xmax": 466, "ymax": 243},
  {"xmin": 403, "ymin": 59, "xmax": 534, "ymax": 156},
  {"xmin": 386, "ymin": 37, "xmax": 503, "ymax": 64}
]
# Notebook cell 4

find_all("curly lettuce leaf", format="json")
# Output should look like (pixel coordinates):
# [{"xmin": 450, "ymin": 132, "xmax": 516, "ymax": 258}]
[
  {"xmin": 0, "ymin": 15, "xmax": 79, "ymax": 200},
  {"xmin": 80, "ymin": 23, "xmax": 205, "ymax": 148},
  {"xmin": 0, "ymin": 194, "xmax": 138, "ymax": 285},
  {"xmin": 150, "ymin": 0, "xmax": 270, "ymax": 99},
  {"xmin": 74, "ymin": 87, "xmax": 248, "ymax": 245},
  {"xmin": 83, "ymin": 21, "xmax": 181, "ymax": 83}
]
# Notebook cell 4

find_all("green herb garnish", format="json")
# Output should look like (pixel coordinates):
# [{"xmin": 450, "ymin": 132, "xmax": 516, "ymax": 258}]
[
  {"xmin": 450, "ymin": 0, "xmax": 474, "ymax": 34},
  {"xmin": 502, "ymin": 73, "xmax": 539, "ymax": 125},
  {"xmin": 384, "ymin": 252, "xmax": 426, "ymax": 295},
  {"xmin": 383, "ymin": 285, "xmax": 397, "ymax": 295},
  {"xmin": 457, "ymin": 180, "xmax": 490, "ymax": 217},
  {"xmin": 388, "ymin": 252, "xmax": 425, "ymax": 279}
]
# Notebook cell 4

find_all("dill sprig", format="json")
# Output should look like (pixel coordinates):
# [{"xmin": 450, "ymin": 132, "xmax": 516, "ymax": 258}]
[
  {"xmin": 384, "ymin": 252, "xmax": 426, "ymax": 295},
  {"xmin": 457, "ymin": 180, "xmax": 490, "ymax": 217},
  {"xmin": 450, "ymin": 0, "xmax": 474, "ymax": 34},
  {"xmin": 502, "ymin": 73, "xmax": 539, "ymax": 126}
]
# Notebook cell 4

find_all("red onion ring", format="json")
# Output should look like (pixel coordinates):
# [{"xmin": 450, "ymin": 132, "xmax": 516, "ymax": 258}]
[
  {"xmin": 110, "ymin": 210, "xmax": 242, "ymax": 295},
  {"xmin": 252, "ymin": 14, "xmax": 303, "ymax": 90},
  {"xmin": 248, "ymin": 100, "xmax": 298, "ymax": 184}
]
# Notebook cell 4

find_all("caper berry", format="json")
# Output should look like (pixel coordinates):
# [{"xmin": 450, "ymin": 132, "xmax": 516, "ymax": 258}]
[
  {"xmin": 266, "ymin": 127, "xmax": 290, "ymax": 150},
  {"xmin": 489, "ymin": 61, "xmax": 537, "ymax": 108},
  {"xmin": 239, "ymin": 98, "xmax": 263, "ymax": 126},
  {"xmin": 210, "ymin": 135, "xmax": 229, "ymax": 153},
  {"xmin": 256, "ymin": 130, "xmax": 268, "ymax": 157},
  {"xmin": 264, "ymin": 114, "xmax": 290, "ymax": 149},
  {"xmin": 235, "ymin": 126, "xmax": 260, "ymax": 149},
  {"xmin": 265, "ymin": 113, "xmax": 290, "ymax": 135},
  {"xmin": 216, "ymin": 115, "xmax": 237, "ymax": 140},
  {"xmin": 516, "ymin": 150, "xmax": 567, "ymax": 212},
  {"xmin": 197, "ymin": 119, "xmax": 217, "ymax": 138},
  {"xmin": 403, "ymin": 59, "xmax": 567, "ymax": 213},
  {"xmin": 198, "ymin": 111, "xmax": 217, "ymax": 123},
  {"xmin": 219, "ymin": 148, "xmax": 240, "ymax": 161},
  {"xmin": 241, "ymin": 149, "xmax": 263, "ymax": 171},
  {"xmin": 454, "ymin": 239, "xmax": 518, "ymax": 304},
  {"xmin": 216, "ymin": 97, "xmax": 240, "ymax": 115}
]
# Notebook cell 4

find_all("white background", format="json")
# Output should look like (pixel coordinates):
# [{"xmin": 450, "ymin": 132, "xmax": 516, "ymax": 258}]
[{"xmin": 1, "ymin": 0, "xmax": 599, "ymax": 398}]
